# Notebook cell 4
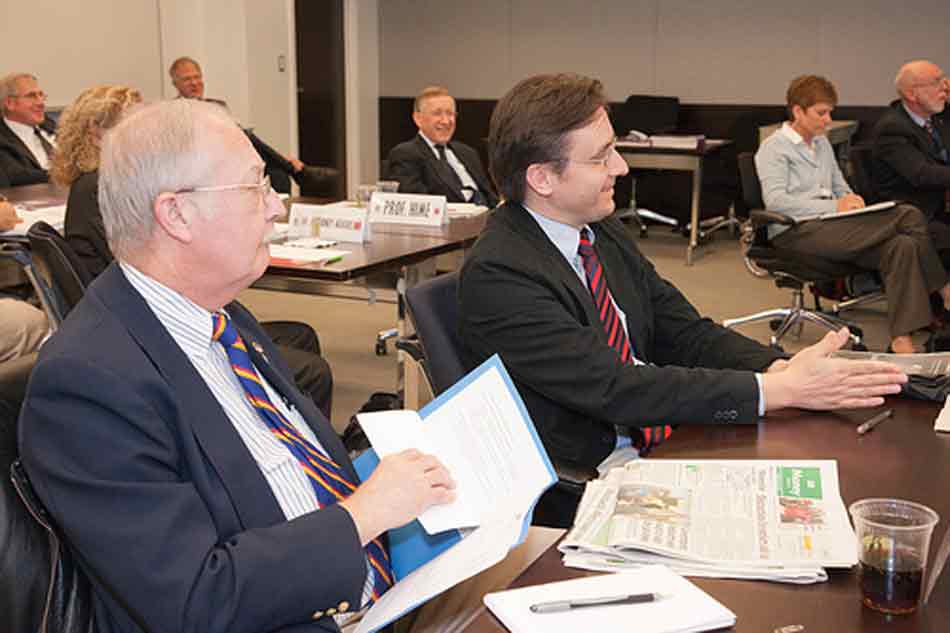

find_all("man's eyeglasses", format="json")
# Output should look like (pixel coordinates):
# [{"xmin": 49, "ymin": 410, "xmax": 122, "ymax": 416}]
[
  {"xmin": 914, "ymin": 76, "xmax": 947, "ymax": 90},
  {"xmin": 422, "ymin": 109, "xmax": 457, "ymax": 120},
  {"xmin": 558, "ymin": 138, "xmax": 620, "ymax": 169},
  {"xmin": 12, "ymin": 91, "xmax": 47, "ymax": 102},
  {"xmin": 176, "ymin": 174, "xmax": 274, "ymax": 206}
]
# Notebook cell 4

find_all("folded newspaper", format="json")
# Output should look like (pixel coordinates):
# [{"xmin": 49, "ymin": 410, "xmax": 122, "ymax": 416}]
[
  {"xmin": 832, "ymin": 350, "xmax": 950, "ymax": 377},
  {"xmin": 560, "ymin": 460, "xmax": 857, "ymax": 584}
]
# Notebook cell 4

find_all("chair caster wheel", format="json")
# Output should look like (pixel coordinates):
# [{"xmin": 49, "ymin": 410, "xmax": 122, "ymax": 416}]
[
  {"xmin": 769, "ymin": 319, "xmax": 783, "ymax": 332},
  {"xmin": 375, "ymin": 340, "xmax": 388, "ymax": 356}
]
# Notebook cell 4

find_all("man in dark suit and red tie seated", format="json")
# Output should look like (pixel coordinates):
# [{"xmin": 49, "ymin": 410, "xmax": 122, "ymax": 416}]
[
  {"xmin": 0, "ymin": 73, "xmax": 56, "ymax": 186},
  {"xmin": 169, "ymin": 56, "xmax": 338, "ymax": 196},
  {"xmin": 384, "ymin": 86, "xmax": 499, "ymax": 207},
  {"xmin": 19, "ymin": 99, "xmax": 455, "ymax": 633},
  {"xmin": 871, "ymin": 60, "xmax": 950, "ymax": 225},
  {"xmin": 458, "ymin": 73, "xmax": 908, "ymax": 527}
]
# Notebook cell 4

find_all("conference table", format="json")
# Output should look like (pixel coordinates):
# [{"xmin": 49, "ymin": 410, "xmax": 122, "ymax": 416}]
[
  {"xmin": 461, "ymin": 397, "xmax": 950, "ymax": 633},
  {"xmin": 616, "ymin": 139, "xmax": 738, "ymax": 266}
]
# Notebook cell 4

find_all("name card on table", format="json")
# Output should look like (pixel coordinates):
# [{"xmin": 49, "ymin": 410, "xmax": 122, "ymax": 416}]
[
  {"xmin": 288, "ymin": 202, "xmax": 371, "ymax": 243},
  {"xmin": 369, "ymin": 193, "xmax": 447, "ymax": 227}
]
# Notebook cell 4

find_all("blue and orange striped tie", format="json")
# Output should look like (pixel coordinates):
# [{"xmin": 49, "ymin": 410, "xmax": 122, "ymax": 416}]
[
  {"xmin": 212, "ymin": 311, "xmax": 393, "ymax": 603},
  {"xmin": 578, "ymin": 228, "xmax": 672, "ymax": 455}
]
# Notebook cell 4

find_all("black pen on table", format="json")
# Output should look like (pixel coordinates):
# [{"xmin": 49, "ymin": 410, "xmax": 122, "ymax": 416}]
[
  {"xmin": 529, "ymin": 592, "xmax": 664, "ymax": 613},
  {"xmin": 856, "ymin": 408, "xmax": 893, "ymax": 435}
]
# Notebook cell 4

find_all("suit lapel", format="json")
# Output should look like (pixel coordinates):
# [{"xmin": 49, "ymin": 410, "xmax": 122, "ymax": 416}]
[
  {"xmin": 501, "ymin": 204, "xmax": 603, "ymax": 329},
  {"xmin": 416, "ymin": 135, "xmax": 464, "ymax": 199},
  {"xmin": 0, "ymin": 119, "xmax": 43, "ymax": 170},
  {"xmin": 896, "ymin": 104, "xmax": 945, "ymax": 161},
  {"xmin": 93, "ymin": 266, "xmax": 286, "ymax": 528}
]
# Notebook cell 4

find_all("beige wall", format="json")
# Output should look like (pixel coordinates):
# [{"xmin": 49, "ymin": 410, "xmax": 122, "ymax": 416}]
[{"xmin": 379, "ymin": 0, "xmax": 950, "ymax": 105}]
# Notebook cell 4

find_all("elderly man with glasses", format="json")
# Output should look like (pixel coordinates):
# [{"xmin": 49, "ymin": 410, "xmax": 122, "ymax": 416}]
[
  {"xmin": 19, "ymin": 99, "xmax": 455, "ymax": 633},
  {"xmin": 0, "ymin": 72, "xmax": 55, "ymax": 186},
  {"xmin": 872, "ymin": 60, "xmax": 950, "ymax": 225}
]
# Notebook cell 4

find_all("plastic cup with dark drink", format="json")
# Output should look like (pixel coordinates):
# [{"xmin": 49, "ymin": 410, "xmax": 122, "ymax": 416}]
[{"xmin": 849, "ymin": 498, "xmax": 940, "ymax": 615}]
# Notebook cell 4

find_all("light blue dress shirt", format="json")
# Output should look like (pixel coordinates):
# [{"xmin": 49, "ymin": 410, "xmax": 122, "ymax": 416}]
[{"xmin": 754, "ymin": 123, "xmax": 852, "ymax": 238}]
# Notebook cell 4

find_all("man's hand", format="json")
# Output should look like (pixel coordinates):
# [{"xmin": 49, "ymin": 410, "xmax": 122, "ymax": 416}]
[
  {"xmin": 0, "ymin": 202, "xmax": 23, "ymax": 232},
  {"xmin": 287, "ymin": 157, "xmax": 305, "ymax": 173},
  {"xmin": 762, "ymin": 328, "xmax": 906, "ymax": 411},
  {"xmin": 836, "ymin": 193, "xmax": 865, "ymax": 213},
  {"xmin": 339, "ymin": 449, "xmax": 455, "ymax": 546}
]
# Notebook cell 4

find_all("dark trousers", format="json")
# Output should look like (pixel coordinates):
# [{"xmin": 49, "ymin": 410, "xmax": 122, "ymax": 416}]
[
  {"xmin": 773, "ymin": 204, "xmax": 948, "ymax": 337},
  {"xmin": 261, "ymin": 321, "xmax": 334, "ymax": 420}
]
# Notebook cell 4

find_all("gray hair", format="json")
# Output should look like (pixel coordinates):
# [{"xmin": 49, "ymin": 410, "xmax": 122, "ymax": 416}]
[
  {"xmin": 0, "ymin": 73, "xmax": 37, "ymax": 109},
  {"xmin": 97, "ymin": 99, "xmax": 235, "ymax": 260},
  {"xmin": 169, "ymin": 56, "xmax": 201, "ymax": 79},
  {"xmin": 895, "ymin": 60, "xmax": 933, "ymax": 98}
]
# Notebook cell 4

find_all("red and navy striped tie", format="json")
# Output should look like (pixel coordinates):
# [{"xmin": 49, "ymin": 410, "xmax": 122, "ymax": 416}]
[
  {"xmin": 577, "ymin": 228, "xmax": 672, "ymax": 455},
  {"xmin": 212, "ymin": 312, "xmax": 393, "ymax": 603}
]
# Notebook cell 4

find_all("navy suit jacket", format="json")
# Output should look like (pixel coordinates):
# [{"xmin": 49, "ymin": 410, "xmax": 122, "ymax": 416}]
[
  {"xmin": 385, "ymin": 135, "xmax": 498, "ymax": 207},
  {"xmin": 459, "ymin": 202, "xmax": 783, "ymax": 469},
  {"xmin": 871, "ymin": 100, "xmax": 950, "ymax": 219},
  {"xmin": 19, "ymin": 264, "xmax": 365, "ymax": 633},
  {"xmin": 0, "ymin": 118, "xmax": 50, "ymax": 186}
]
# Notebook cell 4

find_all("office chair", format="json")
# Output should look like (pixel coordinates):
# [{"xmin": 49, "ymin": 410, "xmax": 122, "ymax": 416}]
[
  {"xmin": 848, "ymin": 144, "xmax": 879, "ymax": 203},
  {"xmin": 615, "ymin": 95, "xmax": 682, "ymax": 235},
  {"xmin": 725, "ymin": 153, "xmax": 873, "ymax": 348},
  {"xmin": 19, "ymin": 222, "xmax": 91, "ymax": 331},
  {"xmin": 398, "ymin": 272, "xmax": 598, "ymax": 519},
  {"xmin": 0, "ymin": 352, "xmax": 96, "ymax": 633}
]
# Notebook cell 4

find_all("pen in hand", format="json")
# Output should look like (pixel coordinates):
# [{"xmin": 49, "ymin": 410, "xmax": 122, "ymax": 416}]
[
  {"xmin": 856, "ymin": 409, "xmax": 893, "ymax": 435},
  {"xmin": 529, "ymin": 592, "xmax": 665, "ymax": 613}
]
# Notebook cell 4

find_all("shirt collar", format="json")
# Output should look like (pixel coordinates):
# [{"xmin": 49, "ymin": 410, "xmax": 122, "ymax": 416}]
[
  {"xmin": 523, "ymin": 204, "xmax": 593, "ymax": 262},
  {"xmin": 4, "ymin": 116, "xmax": 37, "ymax": 137},
  {"xmin": 119, "ymin": 261, "xmax": 222, "ymax": 361},
  {"xmin": 902, "ymin": 102, "xmax": 930, "ymax": 128},
  {"xmin": 779, "ymin": 121, "xmax": 807, "ymax": 145}
]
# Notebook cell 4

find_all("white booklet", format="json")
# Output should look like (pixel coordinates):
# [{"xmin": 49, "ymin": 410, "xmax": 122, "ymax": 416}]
[
  {"xmin": 353, "ymin": 355, "xmax": 557, "ymax": 633},
  {"xmin": 797, "ymin": 200, "xmax": 896, "ymax": 222},
  {"xmin": 484, "ymin": 565, "xmax": 735, "ymax": 633}
]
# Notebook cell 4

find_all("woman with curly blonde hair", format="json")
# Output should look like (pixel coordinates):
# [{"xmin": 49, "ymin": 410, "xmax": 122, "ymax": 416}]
[{"xmin": 51, "ymin": 85, "xmax": 141, "ymax": 276}]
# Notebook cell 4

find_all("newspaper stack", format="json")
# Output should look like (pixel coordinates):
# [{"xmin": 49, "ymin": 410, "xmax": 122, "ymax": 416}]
[{"xmin": 560, "ymin": 460, "xmax": 857, "ymax": 584}]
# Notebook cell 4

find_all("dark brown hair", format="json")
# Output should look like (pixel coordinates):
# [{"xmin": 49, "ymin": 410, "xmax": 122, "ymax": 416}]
[
  {"xmin": 488, "ymin": 73, "xmax": 608, "ymax": 203},
  {"xmin": 786, "ymin": 75, "xmax": 838, "ymax": 119}
]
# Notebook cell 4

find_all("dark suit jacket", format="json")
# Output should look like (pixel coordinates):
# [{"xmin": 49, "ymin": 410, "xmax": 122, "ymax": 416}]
[
  {"xmin": 64, "ymin": 170, "xmax": 110, "ymax": 278},
  {"xmin": 385, "ymin": 135, "xmax": 498, "ymax": 207},
  {"xmin": 458, "ymin": 202, "xmax": 783, "ymax": 469},
  {"xmin": 871, "ymin": 100, "xmax": 950, "ymax": 219},
  {"xmin": 0, "ymin": 118, "xmax": 50, "ymax": 186},
  {"xmin": 19, "ymin": 265, "xmax": 365, "ymax": 633}
]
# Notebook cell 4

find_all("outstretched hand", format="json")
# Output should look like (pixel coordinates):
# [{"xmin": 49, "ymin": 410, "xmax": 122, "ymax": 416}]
[{"xmin": 763, "ymin": 328, "xmax": 906, "ymax": 412}]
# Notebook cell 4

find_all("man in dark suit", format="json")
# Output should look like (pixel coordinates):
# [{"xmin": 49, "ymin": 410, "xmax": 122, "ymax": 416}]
[
  {"xmin": 871, "ymin": 60, "xmax": 950, "ymax": 222},
  {"xmin": 458, "ymin": 73, "xmax": 906, "ymax": 525},
  {"xmin": 19, "ymin": 99, "xmax": 454, "ymax": 633},
  {"xmin": 0, "ymin": 73, "xmax": 54, "ymax": 186},
  {"xmin": 170, "ymin": 57, "xmax": 338, "ymax": 196},
  {"xmin": 385, "ymin": 86, "xmax": 498, "ymax": 207}
]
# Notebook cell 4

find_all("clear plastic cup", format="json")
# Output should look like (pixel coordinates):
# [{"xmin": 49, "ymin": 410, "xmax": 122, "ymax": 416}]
[
  {"xmin": 376, "ymin": 180, "xmax": 400, "ymax": 193},
  {"xmin": 849, "ymin": 498, "xmax": 940, "ymax": 614},
  {"xmin": 357, "ymin": 184, "xmax": 378, "ymax": 207}
]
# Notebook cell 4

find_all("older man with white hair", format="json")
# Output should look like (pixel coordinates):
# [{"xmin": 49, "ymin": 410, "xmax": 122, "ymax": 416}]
[
  {"xmin": 871, "ymin": 60, "xmax": 950, "ymax": 224},
  {"xmin": 19, "ymin": 99, "xmax": 455, "ymax": 633}
]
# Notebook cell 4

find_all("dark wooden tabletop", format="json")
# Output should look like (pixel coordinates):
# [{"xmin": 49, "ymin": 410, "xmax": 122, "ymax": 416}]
[
  {"xmin": 463, "ymin": 398, "xmax": 950, "ymax": 633},
  {"xmin": 615, "ymin": 138, "xmax": 733, "ymax": 157}
]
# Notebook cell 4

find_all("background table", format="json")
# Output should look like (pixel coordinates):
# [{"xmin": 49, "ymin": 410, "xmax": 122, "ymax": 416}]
[
  {"xmin": 462, "ymin": 398, "xmax": 950, "ymax": 633},
  {"xmin": 616, "ymin": 139, "xmax": 736, "ymax": 265}
]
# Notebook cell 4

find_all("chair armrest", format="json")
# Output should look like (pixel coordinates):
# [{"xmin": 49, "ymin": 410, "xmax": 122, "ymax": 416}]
[
  {"xmin": 394, "ymin": 335, "xmax": 424, "ymax": 362},
  {"xmin": 749, "ymin": 209, "xmax": 798, "ymax": 229}
]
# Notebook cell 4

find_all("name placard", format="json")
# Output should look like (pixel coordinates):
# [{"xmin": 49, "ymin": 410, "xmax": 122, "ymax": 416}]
[
  {"xmin": 288, "ymin": 202, "xmax": 370, "ymax": 243},
  {"xmin": 369, "ymin": 193, "xmax": 447, "ymax": 227}
]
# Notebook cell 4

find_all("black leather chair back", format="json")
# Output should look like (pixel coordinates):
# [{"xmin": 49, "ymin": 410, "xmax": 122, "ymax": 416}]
[
  {"xmin": 405, "ymin": 272, "xmax": 465, "ymax": 396},
  {"xmin": 26, "ymin": 222, "xmax": 90, "ymax": 326},
  {"xmin": 620, "ymin": 95, "xmax": 680, "ymax": 136},
  {"xmin": 849, "ymin": 144, "xmax": 878, "ymax": 203},
  {"xmin": 737, "ymin": 152, "xmax": 766, "ymax": 211}
]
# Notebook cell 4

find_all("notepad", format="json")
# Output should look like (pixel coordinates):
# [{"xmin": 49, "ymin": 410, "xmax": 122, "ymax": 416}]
[
  {"xmin": 797, "ymin": 200, "xmax": 896, "ymax": 222},
  {"xmin": 484, "ymin": 565, "xmax": 735, "ymax": 633}
]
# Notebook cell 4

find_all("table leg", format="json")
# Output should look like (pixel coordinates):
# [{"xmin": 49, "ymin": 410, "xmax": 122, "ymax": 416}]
[{"xmin": 686, "ymin": 160, "xmax": 703, "ymax": 266}]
